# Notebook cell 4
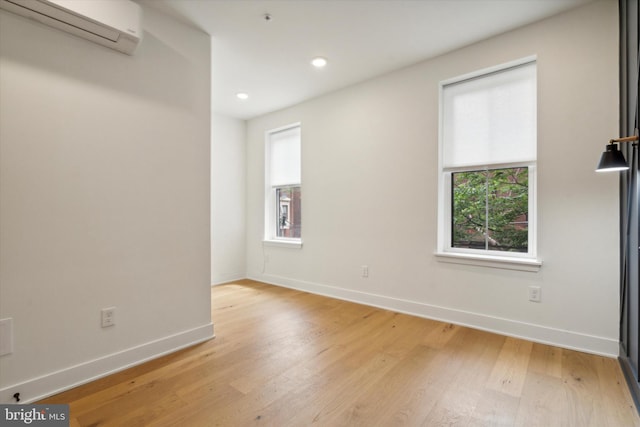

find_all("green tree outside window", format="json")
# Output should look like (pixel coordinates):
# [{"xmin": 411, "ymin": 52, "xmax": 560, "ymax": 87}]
[{"xmin": 452, "ymin": 167, "xmax": 528, "ymax": 252}]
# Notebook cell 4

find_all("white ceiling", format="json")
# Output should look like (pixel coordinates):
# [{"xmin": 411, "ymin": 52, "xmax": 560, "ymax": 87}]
[{"xmin": 140, "ymin": 0, "xmax": 594, "ymax": 120}]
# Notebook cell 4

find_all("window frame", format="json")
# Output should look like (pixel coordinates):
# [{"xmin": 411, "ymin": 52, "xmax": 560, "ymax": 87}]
[
  {"xmin": 436, "ymin": 58, "xmax": 541, "ymax": 271},
  {"xmin": 264, "ymin": 123, "xmax": 302, "ymax": 248}
]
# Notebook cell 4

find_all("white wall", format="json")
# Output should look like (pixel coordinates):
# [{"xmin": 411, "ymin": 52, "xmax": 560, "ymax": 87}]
[
  {"xmin": 211, "ymin": 114, "xmax": 246, "ymax": 285},
  {"xmin": 0, "ymin": 4, "xmax": 212, "ymax": 403},
  {"xmin": 246, "ymin": 0, "xmax": 620, "ymax": 356}
]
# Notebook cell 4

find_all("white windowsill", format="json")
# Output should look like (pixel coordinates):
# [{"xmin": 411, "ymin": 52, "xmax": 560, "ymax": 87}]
[
  {"xmin": 263, "ymin": 239, "xmax": 303, "ymax": 249},
  {"xmin": 435, "ymin": 252, "xmax": 542, "ymax": 272}
]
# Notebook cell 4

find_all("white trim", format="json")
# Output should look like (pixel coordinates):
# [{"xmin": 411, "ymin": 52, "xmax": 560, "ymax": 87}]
[
  {"xmin": 211, "ymin": 272, "xmax": 247, "ymax": 286},
  {"xmin": 263, "ymin": 239, "xmax": 303, "ymax": 249},
  {"xmin": 0, "ymin": 323, "xmax": 214, "ymax": 404},
  {"xmin": 442, "ymin": 160, "xmax": 534, "ymax": 174},
  {"xmin": 439, "ymin": 55, "xmax": 537, "ymax": 87},
  {"xmin": 265, "ymin": 122, "xmax": 302, "ymax": 135},
  {"xmin": 248, "ymin": 273, "xmax": 617, "ymax": 357},
  {"xmin": 435, "ymin": 252, "xmax": 541, "ymax": 272}
]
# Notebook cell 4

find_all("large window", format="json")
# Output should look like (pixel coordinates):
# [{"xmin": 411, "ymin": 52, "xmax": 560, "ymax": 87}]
[
  {"xmin": 438, "ymin": 59, "xmax": 538, "ymax": 267},
  {"xmin": 265, "ymin": 124, "xmax": 301, "ymax": 245}
]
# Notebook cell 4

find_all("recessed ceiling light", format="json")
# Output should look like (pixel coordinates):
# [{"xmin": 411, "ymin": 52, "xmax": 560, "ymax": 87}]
[
  {"xmin": 311, "ymin": 57, "xmax": 327, "ymax": 68},
  {"xmin": 236, "ymin": 92, "xmax": 249, "ymax": 100}
]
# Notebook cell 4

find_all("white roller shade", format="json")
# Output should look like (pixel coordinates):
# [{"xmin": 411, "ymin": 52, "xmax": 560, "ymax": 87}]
[
  {"xmin": 442, "ymin": 61, "xmax": 536, "ymax": 169},
  {"xmin": 269, "ymin": 126, "xmax": 301, "ymax": 186}
]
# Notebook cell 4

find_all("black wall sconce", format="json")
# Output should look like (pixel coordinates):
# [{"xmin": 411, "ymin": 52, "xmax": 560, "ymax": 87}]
[{"xmin": 596, "ymin": 135, "xmax": 640, "ymax": 172}]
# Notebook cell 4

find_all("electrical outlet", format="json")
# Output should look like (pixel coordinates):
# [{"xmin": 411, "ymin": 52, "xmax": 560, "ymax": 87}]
[
  {"xmin": 528, "ymin": 286, "xmax": 541, "ymax": 303},
  {"xmin": 101, "ymin": 307, "xmax": 116, "ymax": 328},
  {"xmin": 362, "ymin": 265, "xmax": 369, "ymax": 278}
]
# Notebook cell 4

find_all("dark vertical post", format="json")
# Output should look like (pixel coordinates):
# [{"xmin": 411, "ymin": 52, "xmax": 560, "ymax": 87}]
[{"xmin": 618, "ymin": 0, "xmax": 640, "ymax": 413}]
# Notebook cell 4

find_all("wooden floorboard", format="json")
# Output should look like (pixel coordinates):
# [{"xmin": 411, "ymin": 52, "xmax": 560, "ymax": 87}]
[{"xmin": 40, "ymin": 280, "xmax": 640, "ymax": 426}]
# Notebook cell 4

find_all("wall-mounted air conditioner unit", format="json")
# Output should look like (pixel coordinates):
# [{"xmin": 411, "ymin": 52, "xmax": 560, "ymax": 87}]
[{"xmin": 0, "ymin": 0, "xmax": 142, "ymax": 55}]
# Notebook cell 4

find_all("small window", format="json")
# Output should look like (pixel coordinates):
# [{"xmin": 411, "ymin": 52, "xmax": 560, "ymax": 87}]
[
  {"xmin": 438, "ymin": 59, "xmax": 538, "ymax": 266},
  {"xmin": 265, "ymin": 124, "xmax": 302, "ymax": 245}
]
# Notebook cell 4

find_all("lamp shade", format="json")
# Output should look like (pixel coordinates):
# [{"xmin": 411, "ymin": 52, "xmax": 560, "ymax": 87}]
[{"xmin": 596, "ymin": 144, "xmax": 629, "ymax": 172}]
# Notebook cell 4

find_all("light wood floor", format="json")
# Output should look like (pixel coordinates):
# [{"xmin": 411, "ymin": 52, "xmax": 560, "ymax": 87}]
[{"xmin": 41, "ymin": 280, "xmax": 640, "ymax": 426}]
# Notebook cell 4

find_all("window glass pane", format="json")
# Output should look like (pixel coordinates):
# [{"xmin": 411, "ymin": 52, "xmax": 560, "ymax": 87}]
[
  {"xmin": 452, "ymin": 167, "xmax": 528, "ymax": 253},
  {"xmin": 487, "ymin": 167, "xmax": 528, "ymax": 252},
  {"xmin": 276, "ymin": 186, "xmax": 301, "ymax": 238},
  {"xmin": 452, "ymin": 170, "xmax": 488, "ymax": 249}
]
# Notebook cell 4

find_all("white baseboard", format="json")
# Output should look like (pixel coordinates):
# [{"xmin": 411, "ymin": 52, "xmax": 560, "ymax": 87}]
[
  {"xmin": 211, "ymin": 272, "xmax": 246, "ymax": 286},
  {"xmin": 0, "ymin": 322, "xmax": 214, "ymax": 404},
  {"xmin": 249, "ymin": 273, "xmax": 618, "ymax": 358}
]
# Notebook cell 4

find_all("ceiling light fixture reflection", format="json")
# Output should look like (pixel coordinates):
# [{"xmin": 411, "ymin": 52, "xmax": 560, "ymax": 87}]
[
  {"xmin": 236, "ymin": 92, "xmax": 249, "ymax": 100},
  {"xmin": 311, "ymin": 57, "xmax": 327, "ymax": 68}
]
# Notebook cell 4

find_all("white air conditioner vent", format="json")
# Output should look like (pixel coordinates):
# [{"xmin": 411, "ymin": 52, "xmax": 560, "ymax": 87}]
[{"xmin": 0, "ymin": 0, "xmax": 142, "ymax": 55}]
